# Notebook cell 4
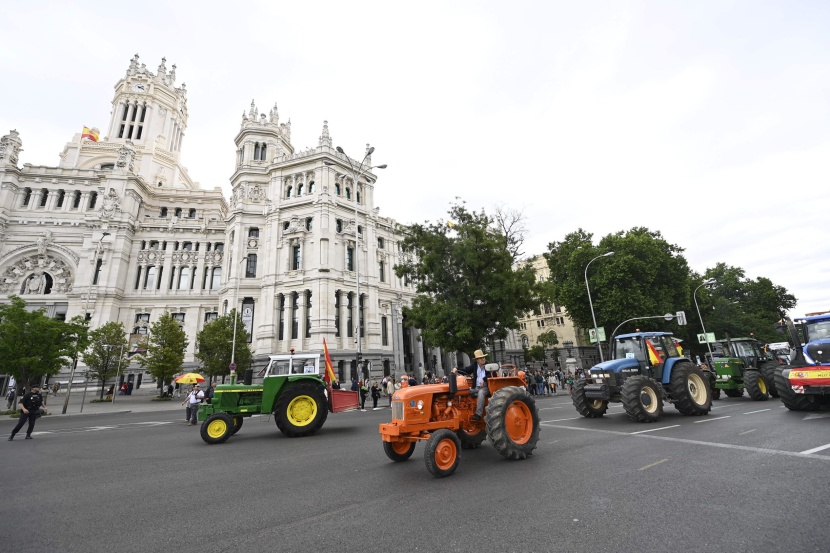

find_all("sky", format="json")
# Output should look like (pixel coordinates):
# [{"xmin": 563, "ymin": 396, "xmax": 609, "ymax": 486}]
[{"xmin": 1, "ymin": 0, "xmax": 828, "ymax": 316}]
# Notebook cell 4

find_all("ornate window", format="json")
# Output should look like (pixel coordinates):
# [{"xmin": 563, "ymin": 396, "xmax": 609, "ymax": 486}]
[
  {"xmin": 245, "ymin": 254, "xmax": 257, "ymax": 278},
  {"xmin": 292, "ymin": 246, "xmax": 301, "ymax": 271}
]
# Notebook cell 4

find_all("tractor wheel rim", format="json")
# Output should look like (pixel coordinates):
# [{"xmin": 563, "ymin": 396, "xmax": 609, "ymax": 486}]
[
  {"xmin": 391, "ymin": 441, "xmax": 411, "ymax": 455},
  {"xmin": 688, "ymin": 374, "xmax": 706, "ymax": 404},
  {"xmin": 641, "ymin": 386, "xmax": 658, "ymax": 413},
  {"xmin": 504, "ymin": 401, "xmax": 533, "ymax": 444},
  {"xmin": 287, "ymin": 395, "xmax": 317, "ymax": 426},
  {"xmin": 207, "ymin": 419, "xmax": 227, "ymax": 438},
  {"xmin": 590, "ymin": 400, "xmax": 604, "ymax": 410},
  {"xmin": 758, "ymin": 378, "xmax": 767, "ymax": 394},
  {"xmin": 434, "ymin": 438, "xmax": 457, "ymax": 470}
]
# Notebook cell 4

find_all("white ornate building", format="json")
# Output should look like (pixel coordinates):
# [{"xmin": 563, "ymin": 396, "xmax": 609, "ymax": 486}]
[{"xmin": 0, "ymin": 55, "xmax": 439, "ymax": 390}]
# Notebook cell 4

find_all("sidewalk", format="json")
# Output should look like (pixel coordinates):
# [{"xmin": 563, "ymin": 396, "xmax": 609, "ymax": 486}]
[{"xmin": 33, "ymin": 388, "xmax": 184, "ymax": 417}]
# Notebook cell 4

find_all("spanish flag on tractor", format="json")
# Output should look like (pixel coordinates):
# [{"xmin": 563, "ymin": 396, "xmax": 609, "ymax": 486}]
[
  {"xmin": 81, "ymin": 126, "xmax": 99, "ymax": 142},
  {"xmin": 647, "ymin": 340, "xmax": 663, "ymax": 365},
  {"xmin": 322, "ymin": 338, "xmax": 337, "ymax": 385}
]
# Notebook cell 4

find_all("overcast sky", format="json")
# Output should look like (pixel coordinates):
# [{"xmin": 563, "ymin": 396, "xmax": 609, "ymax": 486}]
[{"xmin": 1, "ymin": 1, "xmax": 827, "ymax": 316}]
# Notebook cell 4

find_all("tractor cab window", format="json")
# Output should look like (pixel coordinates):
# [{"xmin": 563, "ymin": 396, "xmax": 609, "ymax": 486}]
[
  {"xmin": 804, "ymin": 320, "xmax": 830, "ymax": 341},
  {"xmin": 293, "ymin": 360, "xmax": 318, "ymax": 374},
  {"xmin": 265, "ymin": 360, "xmax": 291, "ymax": 376},
  {"xmin": 731, "ymin": 341, "xmax": 757, "ymax": 363},
  {"xmin": 615, "ymin": 338, "xmax": 645, "ymax": 361},
  {"xmin": 645, "ymin": 336, "xmax": 676, "ymax": 365}
]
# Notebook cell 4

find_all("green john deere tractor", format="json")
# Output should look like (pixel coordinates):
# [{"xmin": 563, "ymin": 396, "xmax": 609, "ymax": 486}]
[
  {"xmin": 197, "ymin": 353, "xmax": 358, "ymax": 444},
  {"xmin": 709, "ymin": 337, "xmax": 779, "ymax": 400}
]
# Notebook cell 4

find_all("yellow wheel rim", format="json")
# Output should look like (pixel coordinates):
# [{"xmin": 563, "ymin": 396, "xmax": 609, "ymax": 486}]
[
  {"xmin": 590, "ymin": 400, "xmax": 605, "ymax": 410},
  {"xmin": 206, "ymin": 419, "xmax": 228, "ymax": 439},
  {"xmin": 642, "ymin": 386, "xmax": 659, "ymax": 414},
  {"xmin": 758, "ymin": 377, "xmax": 767, "ymax": 394},
  {"xmin": 688, "ymin": 373, "xmax": 707, "ymax": 405},
  {"xmin": 287, "ymin": 395, "xmax": 317, "ymax": 426}
]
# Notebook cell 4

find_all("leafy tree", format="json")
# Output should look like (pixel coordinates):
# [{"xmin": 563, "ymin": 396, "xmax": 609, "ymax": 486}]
[
  {"xmin": 544, "ymin": 227, "xmax": 692, "ymax": 339},
  {"xmin": 135, "ymin": 312, "xmax": 188, "ymax": 397},
  {"xmin": 537, "ymin": 330, "xmax": 559, "ymax": 348},
  {"xmin": 195, "ymin": 310, "xmax": 253, "ymax": 382},
  {"xmin": 525, "ymin": 345, "xmax": 547, "ymax": 365},
  {"xmin": 80, "ymin": 322, "xmax": 129, "ymax": 399},
  {"xmin": 0, "ymin": 296, "xmax": 82, "ymax": 395},
  {"xmin": 394, "ymin": 200, "xmax": 541, "ymax": 356}
]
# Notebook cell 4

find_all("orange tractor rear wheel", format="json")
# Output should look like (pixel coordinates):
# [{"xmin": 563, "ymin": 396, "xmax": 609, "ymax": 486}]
[{"xmin": 485, "ymin": 386, "xmax": 540, "ymax": 460}]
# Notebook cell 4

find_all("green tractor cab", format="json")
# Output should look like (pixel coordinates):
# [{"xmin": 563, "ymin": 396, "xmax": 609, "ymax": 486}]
[
  {"xmin": 709, "ymin": 338, "xmax": 779, "ymax": 400},
  {"xmin": 197, "ymin": 353, "xmax": 359, "ymax": 444}
]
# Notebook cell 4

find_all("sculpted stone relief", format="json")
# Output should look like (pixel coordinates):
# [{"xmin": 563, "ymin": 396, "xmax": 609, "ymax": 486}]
[{"xmin": 0, "ymin": 254, "xmax": 73, "ymax": 295}]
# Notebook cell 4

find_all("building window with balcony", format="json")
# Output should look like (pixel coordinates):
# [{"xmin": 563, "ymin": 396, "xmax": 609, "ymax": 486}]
[
  {"xmin": 245, "ymin": 254, "xmax": 257, "ymax": 278},
  {"xmin": 346, "ymin": 247, "xmax": 354, "ymax": 271},
  {"xmin": 379, "ymin": 260, "xmax": 385, "ymax": 283},
  {"xmin": 210, "ymin": 267, "xmax": 222, "ymax": 290},
  {"xmin": 305, "ymin": 290, "xmax": 312, "ymax": 338},
  {"xmin": 248, "ymin": 227, "xmax": 259, "ymax": 238},
  {"xmin": 291, "ymin": 292, "xmax": 299, "ymax": 339},
  {"xmin": 204, "ymin": 312, "xmax": 218, "ymax": 323},
  {"xmin": 382, "ymin": 316, "xmax": 388, "ymax": 346},
  {"xmin": 172, "ymin": 313, "xmax": 185, "ymax": 325},
  {"xmin": 292, "ymin": 246, "xmax": 301, "ymax": 271}
]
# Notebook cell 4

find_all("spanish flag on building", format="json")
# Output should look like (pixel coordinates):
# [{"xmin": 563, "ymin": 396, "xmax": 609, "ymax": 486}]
[
  {"xmin": 82, "ymin": 126, "xmax": 99, "ymax": 142},
  {"xmin": 322, "ymin": 338, "xmax": 337, "ymax": 385}
]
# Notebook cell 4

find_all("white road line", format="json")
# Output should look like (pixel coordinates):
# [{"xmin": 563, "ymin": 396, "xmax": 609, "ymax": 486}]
[
  {"xmin": 739, "ymin": 429, "xmax": 757, "ymax": 435},
  {"xmin": 538, "ymin": 406, "xmax": 567, "ymax": 411},
  {"xmin": 541, "ymin": 417, "xmax": 583, "ymax": 423},
  {"xmin": 743, "ymin": 409, "xmax": 771, "ymax": 415},
  {"xmin": 694, "ymin": 416, "xmax": 731, "ymax": 424},
  {"xmin": 630, "ymin": 425, "xmax": 680, "ymax": 435},
  {"xmin": 544, "ymin": 424, "xmax": 830, "ymax": 461},
  {"xmin": 638, "ymin": 458, "xmax": 669, "ymax": 471},
  {"xmin": 801, "ymin": 443, "xmax": 830, "ymax": 455}
]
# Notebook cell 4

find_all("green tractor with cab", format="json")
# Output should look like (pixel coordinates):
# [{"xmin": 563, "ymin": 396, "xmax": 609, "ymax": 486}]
[
  {"xmin": 709, "ymin": 337, "xmax": 779, "ymax": 400},
  {"xmin": 197, "ymin": 353, "xmax": 359, "ymax": 444}
]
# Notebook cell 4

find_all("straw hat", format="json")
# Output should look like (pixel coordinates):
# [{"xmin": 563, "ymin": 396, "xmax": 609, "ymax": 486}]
[{"xmin": 473, "ymin": 349, "xmax": 487, "ymax": 359}]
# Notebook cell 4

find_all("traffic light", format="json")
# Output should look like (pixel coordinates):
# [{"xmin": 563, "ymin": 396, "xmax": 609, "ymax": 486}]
[{"xmin": 675, "ymin": 311, "xmax": 687, "ymax": 325}]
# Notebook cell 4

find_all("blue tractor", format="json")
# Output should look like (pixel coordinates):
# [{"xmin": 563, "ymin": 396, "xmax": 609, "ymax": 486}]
[
  {"xmin": 773, "ymin": 314, "xmax": 830, "ymax": 411},
  {"xmin": 572, "ymin": 331, "xmax": 712, "ymax": 422}
]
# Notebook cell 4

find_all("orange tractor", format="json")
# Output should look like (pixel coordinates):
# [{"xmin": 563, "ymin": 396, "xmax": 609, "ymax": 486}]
[{"xmin": 379, "ymin": 364, "xmax": 541, "ymax": 477}]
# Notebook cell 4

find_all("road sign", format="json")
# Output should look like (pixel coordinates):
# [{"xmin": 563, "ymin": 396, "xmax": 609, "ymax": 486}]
[
  {"xmin": 589, "ymin": 328, "xmax": 606, "ymax": 343},
  {"xmin": 697, "ymin": 332, "xmax": 716, "ymax": 344},
  {"xmin": 229, "ymin": 363, "xmax": 237, "ymax": 371}
]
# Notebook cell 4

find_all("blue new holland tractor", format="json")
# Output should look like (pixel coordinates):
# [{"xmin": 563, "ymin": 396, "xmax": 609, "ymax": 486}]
[{"xmin": 572, "ymin": 331, "xmax": 712, "ymax": 422}]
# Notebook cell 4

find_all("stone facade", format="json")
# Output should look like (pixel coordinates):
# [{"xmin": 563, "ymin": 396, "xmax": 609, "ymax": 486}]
[{"xmin": 0, "ymin": 55, "xmax": 428, "ymax": 390}]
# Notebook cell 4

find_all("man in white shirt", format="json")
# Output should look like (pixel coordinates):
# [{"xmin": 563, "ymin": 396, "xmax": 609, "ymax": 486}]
[
  {"xmin": 182, "ymin": 384, "xmax": 205, "ymax": 425},
  {"xmin": 453, "ymin": 349, "xmax": 493, "ymax": 421}
]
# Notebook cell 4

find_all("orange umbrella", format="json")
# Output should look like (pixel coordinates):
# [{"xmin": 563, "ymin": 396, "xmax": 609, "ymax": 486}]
[{"xmin": 174, "ymin": 373, "xmax": 205, "ymax": 384}]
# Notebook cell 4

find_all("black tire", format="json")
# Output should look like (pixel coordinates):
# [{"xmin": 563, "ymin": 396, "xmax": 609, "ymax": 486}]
[
  {"xmin": 775, "ymin": 367, "xmax": 820, "ymax": 412},
  {"xmin": 383, "ymin": 441, "xmax": 416, "ymax": 462},
  {"xmin": 274, "ymin": 382, "xmax": 329, "ymax": 437},
  {"xmin": 231, "ymin": 415, "xmax": 244, "ymax": 435},
  {"xmin": 671, "ymin": 362, "xmax": 712, "ymax": 416},
  {"xmin": 761, "ymin": 364, "xmax": 779, "ymax": 398},
  {"xmin": 571, "ymin": 379, "xmax": 608, "ymax": 418},
  {"xmin": 712, "ymin": 387, "xmax": 721, "ymax": 400},
  {"xmin": 456, "ymin": 422, "xmax": 486, "ymax": 449},
  {"xmin": 200, "ymin": 413, "xmax": 233, "ymax": 444},
  {"xmin": 485, "ymin": 386, "xmax": 540, "ymax": 460},
  {"xmin": 744, "ymin": 370, "xmax": 769, "ymax": 401},
  {"xmin": 724, "ymin": 388, "xmax": 743, "ymax": 398},
  {"xmin": 621, "ymin": 375, "xmax": 663, "ymax": 423},
  {"xmin": 424, "ymin": 429, "xmax": 461, "ymax": 478}
]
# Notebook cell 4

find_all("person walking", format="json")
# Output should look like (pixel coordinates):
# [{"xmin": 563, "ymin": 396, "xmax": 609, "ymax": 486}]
[
  {"xmin": 204, "ymin": 381, "xmax": 217, "ymax": 404},
  {"xmin": 549, "ymin": 372, "xmax": 558, "ymax": 394},
  {"xmin": 181, "ymin": 384, "xmax": 204, "ymax": 425},
  {"xmin": 6, "ymin": 387, "xmax": 15, "ymax": 410},
  {"xmin": 8, "ymin": 385, "xmax": 46, "ymax": 440},
  {"xmin": 371, "ymin": 381, "xmax": 381, "ymax": 409},
  {"xmin": 386, "ymin": 377, "xmax": 395, "ymax": 405},
  {"xmin": 358, "ymin": 381, "xmax": 369, "ymax": 411}
]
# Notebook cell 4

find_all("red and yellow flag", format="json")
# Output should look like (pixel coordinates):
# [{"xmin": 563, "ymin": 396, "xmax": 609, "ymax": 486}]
[
  {"xmin": 81, "ymin": 126, "xmax": 99, "ymax": 142},
  {"xmin": 322, "ymin": 338, "xmax": 337, "ymax": 384},
  {"xmin": 646, "ymin": 340, "xmax": 663, "ymax": 365}
]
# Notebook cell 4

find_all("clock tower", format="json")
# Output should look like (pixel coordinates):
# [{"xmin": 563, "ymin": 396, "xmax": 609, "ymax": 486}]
[{"xmin": 59, "ymin": 54, "xmax": 197, "ymax": 190}]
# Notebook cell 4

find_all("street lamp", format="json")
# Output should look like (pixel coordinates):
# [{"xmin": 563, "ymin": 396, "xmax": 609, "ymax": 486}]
[
  {"xmin": 326, "ymin": 146, "xmax": 387, "ymax": 381},
  {"xmin": 230, "ymin": 256, "xmax": 248, "ymax": 384},
  {"xmin": 83, "ymin": 232, "xmax": 111, "ymax": 319},
  {"xmin": 104, "ymin": 343, "xmax": 125, "ymax": 404},
  {"xmin": 694, "ymin": 279, "xmax": 717, "ymax": 367},
  {"xmin": 585, "ymin": 251, "xmax": 614, "ymax": 362}
]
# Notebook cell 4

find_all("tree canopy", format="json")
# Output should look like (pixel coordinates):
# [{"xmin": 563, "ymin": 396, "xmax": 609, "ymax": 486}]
[
  {"xmin": 195, "ymin": 310, "xmax": 253, "ymax": 382},
  {"xmin": 394, "ymin": 201, "xmax": 542, "ymax": 356},
  {"xmin": 80, "ymin": 321, "xmax": 129, "ymax": 399},
  {"xmin": 134, "ymin": 312, "xmax": 188, "ymax": 395}
]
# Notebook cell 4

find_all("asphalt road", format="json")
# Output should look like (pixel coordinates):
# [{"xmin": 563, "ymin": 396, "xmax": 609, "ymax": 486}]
[{"xmin": 2, "ymin": 393, "xmax": 829, "ymax": 553}]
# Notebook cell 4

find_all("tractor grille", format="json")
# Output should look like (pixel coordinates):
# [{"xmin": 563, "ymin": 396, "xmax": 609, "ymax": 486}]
[
  {"xmin": 584, "ymin": 384, "xmax": 610, "ymax": 400},
  {"xmin": 391, "ymin": 401, "xmax": 404, "ymax": 420},
  {"xmin": 806, "ymin": 344, "xmax": 830, "ymax": 364}
]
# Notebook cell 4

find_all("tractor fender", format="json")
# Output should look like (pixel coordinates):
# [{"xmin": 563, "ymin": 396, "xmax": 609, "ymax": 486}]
[{"xmin": 660, "ymin": 357, "xmax": 688, "ymax": 385}]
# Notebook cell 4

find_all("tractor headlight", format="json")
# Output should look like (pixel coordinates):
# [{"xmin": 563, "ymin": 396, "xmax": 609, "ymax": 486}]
[{"xmin": 417, "ymin": 400, "xmax": 424, "ymax": 410}]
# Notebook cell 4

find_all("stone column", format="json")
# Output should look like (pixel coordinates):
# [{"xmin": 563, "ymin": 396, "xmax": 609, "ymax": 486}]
[
  {"xmin": 284, "ymin": 292, "xmax": 294, "ymax": 351},
  {"xmin": 296, "ymin": 291, "xmax": 307, "ymax": 349},
  {"xmin": 339, "ymin": 290, "xmax": 349, "ymax": 349},
  {"xmin": 160, "ymin": 243, "xmax": 174, "ymax": 294}
]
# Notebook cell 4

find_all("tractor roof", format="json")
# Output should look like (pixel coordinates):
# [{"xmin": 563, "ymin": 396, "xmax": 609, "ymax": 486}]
[
  {"xmin": 616, "ymin": 331, "xmax": 674, "ymax": 339},
  {"xmin": 795, "ymin": 314, "xmax": 830, "ymax": 323}
]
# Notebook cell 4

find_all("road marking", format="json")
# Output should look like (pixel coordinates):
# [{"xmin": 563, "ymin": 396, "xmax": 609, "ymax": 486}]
[
  {"xmin": 803, "ymin": 413, "xmax": 830, "ymax": 420},
  {"xmin": 801, "ymin": 443, "xmax": 830, "ymax": 455},
  {"xmin": 546, "ymin": 440, "xmax": 560, "ymax": 444},
  {"xmin": 630, "ymin": 425, "xmax": 680, "ymax": 435},
  {"xmin": 541, "ymin": 423, "xmax": 830, "ymax": 461},
  {"xmin": 638, "ymin": 458, "xmax": 669, "ymax": 471},
  {"xmin": 541, "ymin": 417, "xmax": 582, "ymax": 423},
  {"xmin": 739, "ymin": 429, "xmax": 757, "ymax": 435},
  {"xmin": 743, "ymin": 409, "xmax": 771, "ymax": 415},
  {"xmin": 694, "ymin": 416, "xmax": 730, "ymax": 423},
  {"xmin": 538, "ymin": 406, "xmax": 567, "ymax": 411},
  {"xmin": 711, "ymin": 403, "xmax": 748, "ymax": 410}
]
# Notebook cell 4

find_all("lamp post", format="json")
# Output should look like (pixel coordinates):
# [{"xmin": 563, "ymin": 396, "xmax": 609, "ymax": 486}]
[
  {"xmin": 327, "ymin": 146, "xmax": 387, "ymax": 381},
  {"xmin": 230, "ymin": 256, "xmax": 248, "ymax": 384},
  {"xmin": 104, "ymin": 343, "xmax": 125, "ymax": 403},
  {"xmin": 61, "ymin": 335, "xmax": 81, "ymax": 415},
  {"xmin": 83, "ymin": 232, "xmax": 110, "ymax": 320},
  {"xmin": 694, "ymin": 279, "xmax": 717, "ymax": 367},
  {"xmin": 585, "ymin": 251, "xmax": 614, "ymax": 362}
]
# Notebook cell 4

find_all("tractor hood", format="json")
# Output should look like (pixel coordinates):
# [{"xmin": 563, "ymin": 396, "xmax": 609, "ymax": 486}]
[
  {"xmin": 804, "ymin": 339, "xmax": 830, "ymax": 365},
  {"xmin": 592, "ymin": 357, "xmax": 640, "ymax": 373}
]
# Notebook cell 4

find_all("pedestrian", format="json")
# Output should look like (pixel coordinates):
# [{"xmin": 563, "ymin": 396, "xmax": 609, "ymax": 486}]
[
  {"xmin": 566, "ymin": 373, "xmax": 574, "ymax": 394},
  {"xmin": 359, "ymin": 381, "xmax": 369, "ymax": 411},
  {"xmin": 332, "ymin": 379, "xmax": 341, "ymax": 390},
  {"xmin": 549, "ymin": 372, "xmax": 557, "ymax": 394},
  {"xmin": 120, "ymin": 382, "xmax": 128, "ymax": 395},
  {"xmin": 371, "ymin": 381, "xmax": 381, "ymax": 409},
  {"xmin": 535, "ymin": 372, "xmax": 545, "ymax": 396},
  {"xmin": 8, "ymin": 384, "xmax": 47, "ymax": 440},
  {"xmin": 181, "ymin": 384, "xmax": 204, "ymax": 425},
  {"xmin": 351, "ymin": 380, "xmax": 358, "ymax": 392},
  {"xmin": 167, "ymin": 383, "xmax": 174, "ymax": 397},
  {"xmin": 204, "ymin": 381, "xmax": 217, "ymax": 404},
  {"xmin": 386, "ymin": 377, "xmax": 395, "ymax": 405},
  {"xmin": 408, "ymin": 375, "xmax": 417, "ymax": 387},
  {"xmin": 6, "ymin": 387, "xmax": 15, "ymax": 410}
]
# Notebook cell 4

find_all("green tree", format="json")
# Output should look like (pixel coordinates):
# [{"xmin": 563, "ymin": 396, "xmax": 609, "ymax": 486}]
[
  {"xmin": 394, "ymin": 200, "xmax": 541, "ymax": 356},
  {"xmin": 525, "ymin": 345, "xmax": 547, "ymax": 365},
  {"xmin": 195, "ymin": 311, "xmax": 253, "ymax": 382},
  {"xmin": 0, "ymin": 296, "xmax": 81, "ymax": 395},
  {"xmin": 537, "ymin": 330, "xmax": 559, "ymax": 348},
  {"xmin": 544, "ymin": 227, "xmax": 692, "ymax": 338},
  {"xmin": 135, "ymin": 312, "xmax": 189, "ymax": 397},
  {"xmin": 80, "ymin": 322, "xmax": 129, "ymax": 399}
]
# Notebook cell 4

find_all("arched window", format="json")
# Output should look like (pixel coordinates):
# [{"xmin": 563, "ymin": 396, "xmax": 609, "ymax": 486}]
[
  {"xmin": 88, "ymin": 191, "xmax": 98, "ymax": 209},
  {"xmin": 188, "ymin": 208, "xmax": 196, "ymax": 218},
  {"xmin": 22, "ymin": 187, "xmax": 32, "ymax": 207},
  {"xmin": 160, "ymin": 207, "xmax": 168, "ymax": 217},
  {"xmin": 336, "ymin": 219, "xmax": 343, "ymax": 233},
  {"xmin": 178, "ymin": 267, "xmax": 191, "ymax": 290},
  {"xmin": 144, "ymin": 266, "xmax": 157, "ymax": 289},
  {"xmin": 286, "ymin": 186, "xmax": 293, "ymax": 199},
  {"xmin": 305, "ymin": 218, "xmax": 313, "ymax": 231},
  {"xmin": 308, "ymin": 181, "xmax": 315, "ymax": 193},
  {"xmin": 335, "ymin": 183, "xmax": 341, "ymax": 196},
  {"xmin": 345, "ymin": 188, "xmax": 351, "ymax": 200},
  {"xmin": 72, "ymin": 191, "xmax": 81, "ymax": 208},
  {"xmin": 305, "ymin": 290, "xmax": 312, "ymax": 338},
  {"xmin": 39, "ymin": 188, "xmax": 49, "ymax": 207},
  {"xmin": 254, "ymin": 143, "xmax": 261, "ymax": 161},
  {"xmin": 210, "ymin": 267, "xmax": 222, "ymax": 290},
  {"xmin": 260, "ymin": 143, "xmax": 267, "ymax": 160},
  {"xmin": 297, "ymin": 183, "xmax": 304, "ymax": 196},
  {"xmin": 56, "ymin": 190, "xmax": 65, "ymax": 208},
  {"xmin": 248, "ymin": 227, "xmax": 259, "ymax": 238},
  {"xmin": 291, "ymin": 292, "xmax": 299, "ymax": 339},
  {"xmin": 174, "ymin": 208, "xmax": 182, "ymax": 217},
  {"xmin": 356, "ymin": 190, "xmax": 361, "ymax": 204}
]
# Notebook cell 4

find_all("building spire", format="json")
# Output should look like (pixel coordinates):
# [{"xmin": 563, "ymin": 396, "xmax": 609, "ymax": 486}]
[{"xmin": 318, "ymin": 120, "xmax": 332, "ymax": 147}]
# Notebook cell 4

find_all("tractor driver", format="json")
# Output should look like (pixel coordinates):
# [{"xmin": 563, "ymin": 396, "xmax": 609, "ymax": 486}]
[{"xmin": 453, "ymin": 348, "xmax": 492, "ymax": 421}]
